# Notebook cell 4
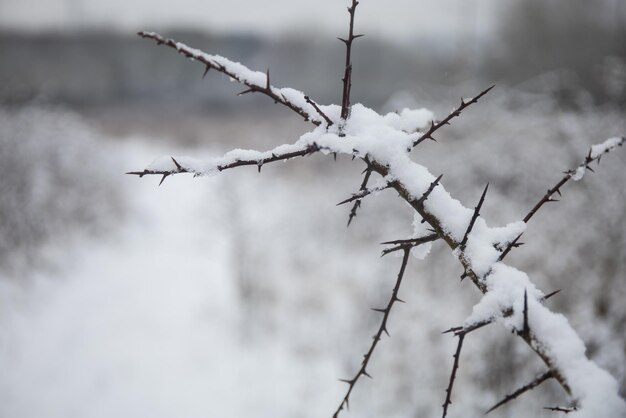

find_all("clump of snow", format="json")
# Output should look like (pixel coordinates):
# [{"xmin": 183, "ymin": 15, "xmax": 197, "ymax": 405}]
[
  {"xmin": 383, "ymin": 108, "xmax": 433, "ymax": 132},
  {"xmin": 459, "ymin": 219, "xmax": 526, "ymax": 278},
  {"xmin": 590, "ymin": 137, "xmax": 624, "ymax": 159},
  {"xmin": 572, "ymin": 166, "xmax": 586, "ymax": 181}
]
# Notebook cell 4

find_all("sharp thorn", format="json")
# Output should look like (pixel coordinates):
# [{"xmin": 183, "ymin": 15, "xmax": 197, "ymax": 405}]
[{"xmin": 544, "ymin": 289, "xmax": 562, "ymax": 300}]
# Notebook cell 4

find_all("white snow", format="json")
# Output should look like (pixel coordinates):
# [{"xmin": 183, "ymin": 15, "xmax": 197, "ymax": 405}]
[{"xmin": 590, "ymin": 136, "xmax": 624, "ymax": 159}]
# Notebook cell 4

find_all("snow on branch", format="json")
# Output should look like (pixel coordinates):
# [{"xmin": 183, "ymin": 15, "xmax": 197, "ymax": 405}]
[{"xmin": 138, "ymin": 31, "xmax": 332, "ymax": 127}]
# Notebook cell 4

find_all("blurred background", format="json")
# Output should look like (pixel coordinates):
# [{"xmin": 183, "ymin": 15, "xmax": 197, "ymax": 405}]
[{"xmin": 0, "ymin": 1, "xmax": 625, "ymax": 417}]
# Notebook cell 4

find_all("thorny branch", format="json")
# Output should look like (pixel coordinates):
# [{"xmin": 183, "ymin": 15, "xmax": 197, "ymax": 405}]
[
  {"xmin": 138, "ymin": 31, "xmax": 324, "ymax": 126},
  {"xmin": 442, "ymin": 332, "xmax": 465, "ymax": 418},
  {"xmin": 333, "ymin": 248, "xmax": 411, "ymax": 418},
  {"xmin": 380, "ymin": 234, "xmax": 439, "ymax": 256},
  {"xmin": 499, "ymin": 136, "xmax": 625, "ymax": 261},
  {"xmin": 412, "ymin": 85, "xmax": 495, "ymax": 148},
  {"xmin": 485, "ymin": 370, "xmax": 554, "ymax": 414}
]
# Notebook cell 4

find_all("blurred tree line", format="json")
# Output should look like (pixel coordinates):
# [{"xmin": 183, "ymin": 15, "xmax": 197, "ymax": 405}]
[{"xmin": 1, "ymin": 0, "xmax": 624, "ymax": 109}]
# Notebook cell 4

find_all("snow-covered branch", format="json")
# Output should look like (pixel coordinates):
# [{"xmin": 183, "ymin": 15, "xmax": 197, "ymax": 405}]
[{"xmin": 138, "ymin": 32, "xmax": 331, "ymax": 127}]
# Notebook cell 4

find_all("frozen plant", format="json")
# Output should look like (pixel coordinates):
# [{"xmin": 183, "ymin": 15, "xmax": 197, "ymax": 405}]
[{"xmin": 128, "ymin": 1, "xmax": 626, "ymax": 417}]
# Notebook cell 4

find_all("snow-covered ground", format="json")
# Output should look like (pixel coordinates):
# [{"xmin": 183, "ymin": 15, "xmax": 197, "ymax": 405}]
[{"xmin": 0, "ymin": 99, "xmax": 624, "ymax": 417}]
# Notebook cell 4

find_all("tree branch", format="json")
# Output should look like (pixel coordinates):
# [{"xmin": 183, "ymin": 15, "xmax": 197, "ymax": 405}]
[
  {"xmin": 486, "ymin": 370, "xmax": 554, "ymax": 414},
  {"xmin": 333, "ymin": 248, "xmax": 411, "ymax": 418},
  {"xmin": 412, "ymin": 85, "xmax": 495, "ymax": 148},
  {"xmin": 442, "ymin": 332, "xmax": 466, "ymax": 418},
  {"xmin": 137, "ymin": 31, "xmax": 324, "ymax": 126},
  {"xmin": 499, "ymin": 136, "xmax": 625, "ymax": 261}
]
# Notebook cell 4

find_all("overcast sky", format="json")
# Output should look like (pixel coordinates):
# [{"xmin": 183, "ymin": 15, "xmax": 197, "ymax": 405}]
[{"xmin": 0, "ymin": 0, "xmax": 502, "ymax": 40}]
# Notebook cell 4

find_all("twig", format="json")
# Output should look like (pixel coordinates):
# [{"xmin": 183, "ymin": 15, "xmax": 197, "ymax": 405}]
[
  {"xmin": 137, "ymin": 31, "xmax": 321, "ymax": 126},
  {"xmin": 442, "ymin": 332, "xmax": 466, "ymax": 418},
  {"xmin": 305, "ymin": 96, "xmax": 334, "ymax": 127},
  {"xmin": 380, "ymin": 233, "xmax": 439, "ymax": 256},
  {"xmin": 485, "ymin": 370, "xmax": 554, "ymax": 414},
  {"xmin": 499, "ymin": 136, "xmax": 625, "ymax": 261},
  {"xmin": 346, "ymin": 167, "xmax": 373, "ymax": 227},
  {"xmin": 339, "ymin": 0, "xmax": 363, "ymax": 121},
  {"xmin": 127, "ymin": 144, "xmax": 319, "ymax": 179},
  {"xmin": 333, "ymin": 248, "xmax": 410, "ymax": 418},
  {"xmin": 412, "ymin": 85, "xmax": 495, "ymax": 148}
]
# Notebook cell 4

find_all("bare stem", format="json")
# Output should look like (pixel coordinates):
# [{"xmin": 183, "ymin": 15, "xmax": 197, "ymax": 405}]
[
  {"xmin": 339, "ymin": 0, "xmax": 363, "ymax": 121},
  {"xmin": 333, "ymin": 248, "xmax": 410, "ymax": 418}
]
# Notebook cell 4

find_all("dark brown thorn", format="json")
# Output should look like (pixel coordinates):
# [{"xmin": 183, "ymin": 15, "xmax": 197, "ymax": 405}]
[
  {"xmin": 346, "ymin": 167, "xmax": 373, "ymax": 227},
  {"xmin": 380, "ymin": 234, "xmax": 439, "ymax": 256},
  {"xmin": 543, "ymin": 289, "xmax": 561, "ymax": 301},
  {"xmin": 417, "ymin": 174, "xmax": 443, "ymax": 206},
  {"xmin": 522, "ymin": 289, "xmax": 530, "ymax": 336},
  {"xmin": 237, "ymin": 88, "xmax": 255, "ymax": 96},
  {"xmin": 171, "ymin": 157, "xmax": 183, "ymax": 171},
  {"xmin": 202, "ymin": 65, "xmax": 210, "ymax": 79},
  {"xmin": 442, "ymin": 333, "xmax": 466, "ymax": 418},
  {"xmin": 485, "ymin": 370, "xmax": 554, "ymax": 414},
  {"xmin": 460, "ymin": 183, "xmax": 489, "ymax": 250},
  {"xmin": 159, "ymin": 173, "xmax": 169, "ymax": 186},
  {"xmin": 265, "ymin": 68, "xmax": 270, "ymax": 90},
  {"xmin": 371, "ymin": 308, "xmax": 386, "ymax": 313}
]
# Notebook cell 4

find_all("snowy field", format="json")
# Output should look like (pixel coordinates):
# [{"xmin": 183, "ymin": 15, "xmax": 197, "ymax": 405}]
[{"xmin": 0, "ymin": 91, "xmax": 624, "ymax": 417}]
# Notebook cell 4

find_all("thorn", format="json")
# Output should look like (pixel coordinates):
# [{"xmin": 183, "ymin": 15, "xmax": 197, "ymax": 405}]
[
  {"xmin": 544, "ymin": 289, "xmax": 561, "ymax": 300},
  {"xmin": 338, "ymin": 378, "xmax": 352, "ymax": 385},
  {"xmin": 159, "ymin": 173, "xmax": 169, "ymax": 186},
  {"xmin": 394, "ymin": 297, "xmax": 406, "ymax": 304},
  {"xmin": 460, "ymin": 272, "xmax": 467, "ymax": 281},
  {"xmin": 353, "ymin": 34, "xmax": 365, "ymax": 39},
  {"xmin": 337, "ymin": 37, "xmax": 348, "ymax": 45},
  {"xmin": 257, "ymin": 163, "xmax": 263, "ymax": 173},
  {"xmin": 522, "ymin": 289, "xmax": 529, "ymax": 335},
  {"xmin": 171, "ymin": 157, "xmax": 183, "ymax": 171},
  {"xmin": 202, "ymin": 65, "xmax": 210, "ymax": 79},
  {"xmin": 362, "ymin": 370, "xmax": 372, "ymax": 379},
  {"xmin": 334, "ymin": 152, "xmax": 337, "ymax": 161},
  {"xmin": 237, "ymin": 88, "xmax": 255, "ymax": 96},
  {"xmin": 265, "ymin": 68, "xmax": 270, "ymax": 90},
  {"xmin": 371, "ymin": 308, "xmax": 387, "ymax": 313}
]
